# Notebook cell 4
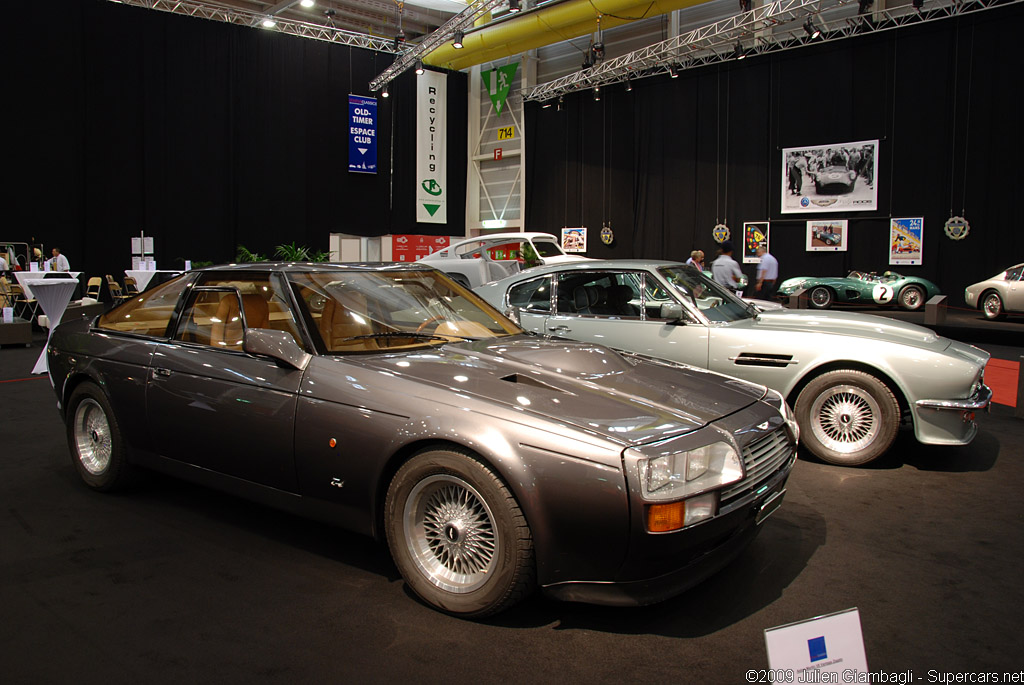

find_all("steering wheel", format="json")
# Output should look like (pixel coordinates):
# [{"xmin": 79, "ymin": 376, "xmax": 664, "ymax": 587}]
[{"xmin": 416, "ymin": 315, "xmax": 446, "ymax": 333}]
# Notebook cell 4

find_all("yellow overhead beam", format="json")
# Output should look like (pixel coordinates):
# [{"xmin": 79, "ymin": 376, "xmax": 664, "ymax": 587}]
[{"xmin": 425, "ymin": 0, "xmax": 711, "ymax": 71}]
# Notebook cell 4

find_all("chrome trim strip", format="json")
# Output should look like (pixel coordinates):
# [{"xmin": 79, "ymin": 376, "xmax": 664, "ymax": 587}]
[{"xmin": 916, "ymin": 384, "xmax": 993, "ymax": 411}]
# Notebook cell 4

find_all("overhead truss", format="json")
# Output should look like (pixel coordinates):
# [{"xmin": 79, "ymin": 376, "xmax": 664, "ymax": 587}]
[
  {"xmin": 108, "ymin": 0, "xmax": 405, "ymax": 52},
  {"xmin": 524, "ymin": 0, "xmax": 1021, "ymax": 102}
]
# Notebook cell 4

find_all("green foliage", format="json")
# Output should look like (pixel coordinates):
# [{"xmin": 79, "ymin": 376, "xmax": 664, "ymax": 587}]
[
  {"xmin": 274, "ymin": 242, "xmax": 310, "ymax": 262},
  {"xmin": 236, "ymin": 245, "xmax": 267, "ymax": 262},
  {"xmin": 307, "ymin": 249, "xmax": 332, "ymax": 262},
  {"xmin": 521, "ymin": 242, "xmax": 541, "ymax": 268}
]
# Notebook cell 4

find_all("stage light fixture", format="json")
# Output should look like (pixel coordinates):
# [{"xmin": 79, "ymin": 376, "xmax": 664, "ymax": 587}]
[
  {"xmin": 300, "ymin": 0, "xmax": 315, "ymax": 8},
  {"xmin": 381, "ymin": 86, "xmax": 389, "ymax": 98},
  {"xmin": 557, "ymin": 95, "xmax": 564, "ymax": 111},
  {"xmin": 509, "ymin": 0, "xmax": 521, "ymax": 13},
  {"xmin": 453, "ymin": 30, "xmax": 465, "ymax": 49},
  {"xmin": 734, "ymin": 41, "xmax": 746, "ymax": 60},
  {"xmin": 415, "ymin": 60, "xmax": 425, "ymax": 75},
  {"xmin": 803, "ymin": 18, "xmax": 821, "ymax": 39},
  {"xmin": 625, "ymin": 79, "xmax": 633, "ymax": 92},
  {"xmin": 593, "ymin": 86, "xmax": 601, "ymax": 101},
  {"xmin": 261, "ymin": 17, "xmax": 277, "ymax": 28},
  {"xmin": 542, "ymin": 100, "xmax": 553, "ymax": 108},
  {"xmin": 669, "ymin": 64, "xmax": 679, "ymax": 78}
]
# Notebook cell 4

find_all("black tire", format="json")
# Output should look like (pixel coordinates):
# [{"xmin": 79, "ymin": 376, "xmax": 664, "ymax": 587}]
[
  {"xmin": 898, "ymin": 285, "xmax": 925, "ymax": 311},
  {"xmin": 794, "ymin": 369, "xmax": 900, "ymax": 466},
  {"xmin": 808, "ymin": 286, "xmax": 834, "ymax": 309},
  {"xmin": 981, "ymin": 291, "xmax": 1005, "ymax": 320},
  {"xmin": 66, "ymin": 382, "xmax": 132, "ymax": 491},
  {"xmin": 385, "ymin": 447, "xmax": 535, "ymax": 617}
]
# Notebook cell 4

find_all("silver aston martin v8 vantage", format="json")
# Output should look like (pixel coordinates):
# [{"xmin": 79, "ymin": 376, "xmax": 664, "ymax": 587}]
[{"xmin": 46, "ymin": 263, "xmax": 797, "ymax": 617}]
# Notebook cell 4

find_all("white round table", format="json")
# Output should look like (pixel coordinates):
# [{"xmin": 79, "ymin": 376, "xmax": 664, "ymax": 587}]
[{"xmin": 25, "ymin": 279, "xmax": 79, "ymax": 376}]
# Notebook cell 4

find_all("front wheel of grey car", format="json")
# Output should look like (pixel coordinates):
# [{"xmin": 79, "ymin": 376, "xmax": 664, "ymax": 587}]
[
  {"xmin": 66, "ymin": 382, "xmax": 132, "ymax": 491},
  {"xmin": 982, "ymin": 291, "xmax": 1005, "ymax": 320},
  {"xmin": 794, "ymin": 370, "xmax": 900, "ymax": 466},
  {"xmin": 385, "ymin": 448, "xmax": 535, "ymax": 617}
]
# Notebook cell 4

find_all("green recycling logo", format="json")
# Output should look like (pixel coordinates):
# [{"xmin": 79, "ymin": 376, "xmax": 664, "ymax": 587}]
[{"xmin": 421, "ymin": 179, "xmax": 443, "ymax": 196}]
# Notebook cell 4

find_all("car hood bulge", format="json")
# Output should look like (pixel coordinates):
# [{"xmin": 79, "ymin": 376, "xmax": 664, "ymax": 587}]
[
  {"xmin": 348, "ymin": 336, "xmax": 766, "ymax": 446},
  {"xmin": 751, "ymin": 309, "xmax": 949, "ymax": 351}
]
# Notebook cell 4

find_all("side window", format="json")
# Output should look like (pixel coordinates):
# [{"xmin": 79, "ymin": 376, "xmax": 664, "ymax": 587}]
[
  {"xmin": 1007, "ymin": 266, "xmax": 1024, "ymax": 281},
  {"xmin": 508, "ymin": 277, "xmax": 551, "ymax": 312},
  {"xmin": 96, "ymin": 274, "xmax": 191, "ymax": 337},
  {"xmin": 555, "ymin": 272, "xmax": 641, "ymax": 317}
]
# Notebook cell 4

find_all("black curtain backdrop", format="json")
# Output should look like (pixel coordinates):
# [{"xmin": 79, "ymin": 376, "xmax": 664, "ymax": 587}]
[
  {"xmin": 526, "ymin": 3, "xmax": 1024, "ymax": 299},
  {"xmin": 3, "ymin": 0, "xmax": 466, "ymax": 283}
]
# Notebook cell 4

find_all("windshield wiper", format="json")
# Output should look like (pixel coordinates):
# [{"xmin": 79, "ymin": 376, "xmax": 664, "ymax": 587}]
[{"xmin": 340, "ymin": 331, "xmax": 476, "ymax": 343}]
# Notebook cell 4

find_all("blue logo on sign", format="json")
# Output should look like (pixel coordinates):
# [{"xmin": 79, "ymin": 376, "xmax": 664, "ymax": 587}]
[
  {"xmin": 800, "ymin": 197, "xmax": 810, "ymax": 207},
  {"xmin": 808, "ymin": 636, "xmax": 828, "ymax": 662},
  {"xmin": 349, "ymin": 95, "xmax": 377, "ymax": 174}
]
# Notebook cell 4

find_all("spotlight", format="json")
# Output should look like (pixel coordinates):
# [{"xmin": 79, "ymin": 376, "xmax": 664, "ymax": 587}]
[
  {"xmin": 669, "ymin": 64, "xmax": 679, "ymax": 78},
  {"xmin": 541, "ymin": 100, "xmax": 553, "ymax": 109},
  {"xmin": 393, "ymin": 28, "xmax": 405, "ymax": 51},
  {"xmin": 300, "ymin": 0, "xmax": 315, "ymax": 8},
  {"xmin": 261, "ymin": 17, "xmax": 277, "ymax": 28},
  {"xmin": 592, "ymin": 42, "xmax": 605, "ymax": 61},
  {"xmin": 323, "ymin": 8, "xmax": 335, "ymax": 18},
  {"xmin": 593, "ymin": 86, "xmax": 600, "ymax": 101},
  {"xmin": 509, "ymin": 0, "xmax": 521, "ymax": 12},
  {"xmin": 557, "ymin": 95, "xmax": 564, "ymax": 112},
  {"xmin": 453, "ymin": 29, "xmax": 464, "ymax": 49},
  {"xmin": 415, "ymin": 60, "xmax": 425, "ymax": 75},
  {"xmin": 381, "ymin": 86, "xmax": 389, "ymax": 98},
  {"xmin": 734, "ymin": 41, "xmax": 746, "ymax": 60},
  {"xmin": 803, "ymin": 18, "xmax": 821, "ymax": 39},
  {"xmin": 624, "ymin": 78, "xmax": 632, "ymax": 92}
]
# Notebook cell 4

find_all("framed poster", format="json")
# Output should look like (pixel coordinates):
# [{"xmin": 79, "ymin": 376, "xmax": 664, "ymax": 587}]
[
  {"xmin": 743, "ymin": 222, "xmax": 769, "ymax": 264},
  {"xmin": 561, "ymin": 227, "xmax": 587, "ymax": 253},
  {"xmin": 781, "ymin": 139, "xmax": 878, "ymax": 214},
  {"xmin": 806, "ymin": 220, "xmax": 848, "ymax": 251},
  {"xmin": 889, "ymin": 218, "xmax": 923, "ymax": 265}
]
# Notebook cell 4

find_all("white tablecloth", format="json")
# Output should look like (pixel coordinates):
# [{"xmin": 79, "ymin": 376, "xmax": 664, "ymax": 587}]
[
  {"xmin": 25, "ymin": 279, "xmax": 79, "ymax": 375},
  {"xmin": 125, "ymin": 269, "xmax": 182, "ymax": 292},
  {"xmin": 14, "ymin": 271, "xmax": 82, "ymax": 299}
]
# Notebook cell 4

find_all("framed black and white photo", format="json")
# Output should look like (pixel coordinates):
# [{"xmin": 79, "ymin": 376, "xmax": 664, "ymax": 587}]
[{"xmin": 782, "ymin": 140, "xmax": 879, "ymax": 214}]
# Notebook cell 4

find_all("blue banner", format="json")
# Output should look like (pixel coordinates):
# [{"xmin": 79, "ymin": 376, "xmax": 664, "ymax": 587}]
[{"xmin": 348, "ymin": 95, "xmax": 377, "ymax": 174}]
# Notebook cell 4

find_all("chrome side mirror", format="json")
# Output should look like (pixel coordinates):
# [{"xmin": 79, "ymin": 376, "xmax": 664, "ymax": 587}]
[
  {"xmin": 503, "ymin": 307, "xmax": 521, "ymax": 326},
  {"xmin": 660, "ymin": 303, "xmax": 685, "ymax": 323},
  {"xmin": 244, "ymin": 328, "xmax": 311, "ymax": 370}
]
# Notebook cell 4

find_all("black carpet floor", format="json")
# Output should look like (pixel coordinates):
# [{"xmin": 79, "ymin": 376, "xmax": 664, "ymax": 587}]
[{"xmin": 2, "ymin": 328, "xmax": 1023, "ymax": 684}]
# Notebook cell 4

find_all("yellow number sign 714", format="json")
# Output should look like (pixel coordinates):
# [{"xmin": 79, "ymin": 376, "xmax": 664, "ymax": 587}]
[{"xmin": 497, "ymin": 126, "xmax": 515, "ymax": 140}]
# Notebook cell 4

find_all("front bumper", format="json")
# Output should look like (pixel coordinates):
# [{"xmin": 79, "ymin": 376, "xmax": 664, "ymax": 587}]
[{"xmin": 913, "ymin": 383, "xmax": 992, "ymax": 445}]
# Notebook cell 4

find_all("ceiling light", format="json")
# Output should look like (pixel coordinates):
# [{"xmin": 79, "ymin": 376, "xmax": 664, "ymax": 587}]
[
  {"xmin": 625, "ymin": 79, "xmax": 632, "ymax": 92},
  {"xmin": 557, "ymin": 95, "xmax": 564, "ymax": 112},
  {"xmin": 381, "ymin": 86, "xmax": 389, "ymax": 98},
  {"xmin": 509, "ymin": 0, "xmax": 521, "ymax": 13},
  {"xmin": 453, "ymin": 30, "xmax": 464, "ymax": 49},
  {"xmin": 541, "ymin": 100, "xmax": 553, "ymax": 108},
  {"xmin": 300, "ymin": 0, "xmax": 315, "ymax": 8},
  {"xmin": 734, "ymin": 41, "xmax": 746, "ymax": 60},
  {"xmin": 669, "ymin": 64, "xmax": 679, "ymax": 78},
  {"xmin": 415, "ymin": 60, "xmax": 425, "ymax": 75},
  {"xmin": 593, "ymin": 86, "xmax": 600, "ymax": 101},
  {"xmin": 803, "ymin": 18, "xmax": 821, "ymax": 39},
  {"xmin": 261, "ymin": 17, "xmax": 277, "ymax": 28}
]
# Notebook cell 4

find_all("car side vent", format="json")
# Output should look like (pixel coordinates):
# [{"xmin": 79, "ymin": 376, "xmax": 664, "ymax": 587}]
[
  {"xmin": 500, "ymin": 373, "xmax": 564, "ymax": 392},
  {"xmin": 731, "ymin": 352, "xmax": 796, "ymax": 368}
]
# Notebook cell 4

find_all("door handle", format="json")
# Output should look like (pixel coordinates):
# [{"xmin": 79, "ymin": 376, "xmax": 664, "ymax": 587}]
[
  {"xmin": 547, "ymin": 325, "xmax": 571, "ymax": 334},
  {"xmin": 153, "ymin": 368, "xmax": 171, "ymax": 378}
]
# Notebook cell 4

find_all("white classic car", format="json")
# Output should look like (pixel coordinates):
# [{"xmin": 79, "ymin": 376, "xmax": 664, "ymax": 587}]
[
  {"xmin": 965, "ymin": 263, "xmax": 1023, "ymax": 319},
  {"xmin": 417, "ymin": 232, "xmax": 588, "ymax": 288}
]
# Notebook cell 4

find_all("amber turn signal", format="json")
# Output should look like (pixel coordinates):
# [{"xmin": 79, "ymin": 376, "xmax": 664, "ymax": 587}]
[{"xmin": 647, "ymin": 501, "xmax": 686, "ymax": 532}]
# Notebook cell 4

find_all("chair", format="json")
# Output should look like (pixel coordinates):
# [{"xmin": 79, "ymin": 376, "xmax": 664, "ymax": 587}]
[
  {"xmin": 318, "ymin": 294, "xmax": 379, "ymax": 352},
  {"xmin": 85, "ymin": 277, "xmax": 102, "ymax": 300},
  {"xmin": 124, "ymin": 276, "xmax": 140, "ymax": 297},
  {"xmin": 210, "ymin": 294, "xmax": 270, "ymax": 350},
  {"xmin": 0, "ymin": 277, "xmax": 11, "ymax": 308},
  {"xmin": 9, "ymin": 284, "xmax": 38, "ymax": 320},
  {"xmin": 106, "ymin": 275, "xmax": 130, "ymax": 304}
]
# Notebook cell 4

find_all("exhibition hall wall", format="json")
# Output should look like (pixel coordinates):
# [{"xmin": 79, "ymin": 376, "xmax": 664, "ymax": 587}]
[
  {"xmin": 526, "ymin": 2, "xmax": 1024, "ymax": 297},
  {"xmin": 4, "ymin": 0, "xmax": 466, "ymax": 282}
]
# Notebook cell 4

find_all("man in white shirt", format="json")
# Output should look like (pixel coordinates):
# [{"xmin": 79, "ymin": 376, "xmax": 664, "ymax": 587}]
[
  {"xmin": 711, "ymin": 241, "xmax": 743, "ymax": 291},
  {"xmin": 50, "ymin": 248, "xmax": 71, "ymax": 272},
  {"xmin": 0, "ymin": 254, "xmax": 8, "ymax": 271},
  {"xmin": 755, "ymin": 245, "xmax": 779, "ymax": 299}
]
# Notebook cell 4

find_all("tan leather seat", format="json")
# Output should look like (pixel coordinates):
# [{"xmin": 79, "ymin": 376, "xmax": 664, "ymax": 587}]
[
  {"xmin": 318, "ymin": 294, "xmax": 379, "ymax": 352},
  {"xmin": 211, "ymin": 294, "xmax": 269, "ymax": 350}
]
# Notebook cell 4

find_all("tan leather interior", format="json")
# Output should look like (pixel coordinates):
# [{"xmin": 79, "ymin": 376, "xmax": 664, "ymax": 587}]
[
  {"xmin": 318, "ymin": 293, "xmax": 379, "ymax": 352},
  {"xmin": 211, "ymin": 294, "xmax": 270, "ymax": 350}
]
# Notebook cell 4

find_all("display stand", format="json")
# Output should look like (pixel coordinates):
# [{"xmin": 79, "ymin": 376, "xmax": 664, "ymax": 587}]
[
  {"xmin": 0, "ymin": 317, "xmax": 32, "ymax": 346},
  {"xmin": 25, "ymin": 279, "xmax": 78, "ymax": 375},
  {"xmin": 924, "ymin": 295, "xmax": 947, "ymax": 326}
]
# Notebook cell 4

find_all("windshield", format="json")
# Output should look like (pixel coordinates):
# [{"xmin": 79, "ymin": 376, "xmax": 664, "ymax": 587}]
[
  {"xmin": 289, "ymin": 270, "xmax": 520, "ymax": 353},
  {"xmin": 657, "ymin": 266, "xmax": 755, "ymax": 323},
  {"xmin": 533, "ymin": 240, "xmax": 565, "ymax": 258}
]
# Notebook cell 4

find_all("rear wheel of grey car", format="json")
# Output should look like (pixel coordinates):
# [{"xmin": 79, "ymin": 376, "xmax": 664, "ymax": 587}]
[
  {"xmin": 982, "ymin": 291, "xmax": 1005, "ymax": 320},
  {"xmin": 898, "ymin": 285, "xmax": 925, "ymax": 311},
  {"xmin": 385, "ymin": 448, "xmax": 535, "ymax": 617},
  {"xmin": 808, "ymin": 286, "xmax": 834, "ymax": 309},
  {"xmin": 67, "ymin": 382, "xmax": 131, "ymax": 491},
  {"xmin": 794, "ymin": 370, "xmax": 900, "ymax": 466}
]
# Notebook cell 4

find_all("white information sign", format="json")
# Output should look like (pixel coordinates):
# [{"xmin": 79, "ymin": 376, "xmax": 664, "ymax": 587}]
[
  {"xmin": 131, "ymin": 237, "xmax": 143, "ymax": 254},
  {"xmin": 416, "ymin": 70, "xmax": 447, "ymax": 224},
  {"xmin": 2, "ymin": 306, "xmax": 13, "ymax": 324},
  {"xmin": 764, "ymin": 608, "xmax": 868, "ymax": 682}
]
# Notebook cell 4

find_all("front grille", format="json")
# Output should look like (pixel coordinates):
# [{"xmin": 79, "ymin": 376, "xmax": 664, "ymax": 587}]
[{"xmin": 720, "ymin": 427, "xmax": 794, "ymax": 503}]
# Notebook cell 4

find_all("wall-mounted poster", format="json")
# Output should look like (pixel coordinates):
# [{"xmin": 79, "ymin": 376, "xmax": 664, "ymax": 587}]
[
  {"xmin": 889, "ymin": 217, "xmax": 923, "ymax": 265},
  {"xmin": 561, "ymin": 227, "xmax": 587, "ymax": 253},
  {"xmin": 806, "ymin": 219, "xmax": 848, "ymax": 251},
  {"xmin": 742, "ymin": 222, "xmax": 769, "ymax": 263},
  {"xmin": 781, "ymin": 139, "xmax": 878, "ymax": 214}
]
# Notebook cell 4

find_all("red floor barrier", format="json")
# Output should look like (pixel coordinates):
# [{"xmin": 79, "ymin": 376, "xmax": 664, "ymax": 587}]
[{"xmin": 986, "ymin": 358, "xmax": 1020, "ymax": 408}]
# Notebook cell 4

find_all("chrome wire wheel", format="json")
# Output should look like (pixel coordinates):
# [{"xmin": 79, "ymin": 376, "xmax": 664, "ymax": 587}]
[
  {"xmin": 74, "ymin": 398, "xmax": 112, "ymax": 475},
  {"xmin": 808, "ymin": 384, "xmax": 881, "ymax": 455},
  {"xmin": 809, "ymin": 286, "xmax": 833, "ymax": 309},
  {"xmin": 982, "ymin": 292, "xmax": 1003, "ymax": 319},
  {"xmin": 403, "ymin": 474, "xmax": 498, "ymax": 594},
  {"xmin": 900, "ymin": 286, "xmax": 924, "ymax": 310}
]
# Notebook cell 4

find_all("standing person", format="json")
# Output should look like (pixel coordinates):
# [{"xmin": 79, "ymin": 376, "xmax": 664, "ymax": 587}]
[
  {"xmin": 0, "ymin": 253, "xmax": 8, "ymax": 271},
  {"xmin": 755, "ymin": 245, "xmax": 779, "ymax": 299},
  {"xmin": 50, "ymin": 247, "xmax": 70, "ymax": 272},
  {"xmin": 685, "ymin": 250, "xmax": 705, "ymax": 271},
  {"xmin": 711, "ymin": 241, "xmax": 743, "ymax": 291}
]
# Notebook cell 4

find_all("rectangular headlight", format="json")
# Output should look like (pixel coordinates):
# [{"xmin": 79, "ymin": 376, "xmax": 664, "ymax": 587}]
[{"xmin": 636, "ymin": 441, "xmax": 743, "ymax": 501}]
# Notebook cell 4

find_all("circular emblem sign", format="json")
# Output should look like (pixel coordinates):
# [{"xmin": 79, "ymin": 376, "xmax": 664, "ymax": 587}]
[
  {"xmin": 944, "ymin": 216, "xmax": 970, "ymax": 240},
  {"xmin": 712, "ymin": 224, "xmax": 731, "ymax": 243},
  {"xmin": 600, "ymin": 225, "xmax": 614, "ymax": 245},
  {"xmin": 871, "ymin": 284, "xmax": 894, "ymax": 304}
]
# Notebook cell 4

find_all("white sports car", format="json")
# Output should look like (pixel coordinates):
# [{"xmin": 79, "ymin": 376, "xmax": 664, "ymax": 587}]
[
  {"xmin": 964, "ymin": 263, "xmax": 1024, "ymax": 319},
  {"xmin": 417, "ymin": 232, "xmax": 588, "ymax": 288}
]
